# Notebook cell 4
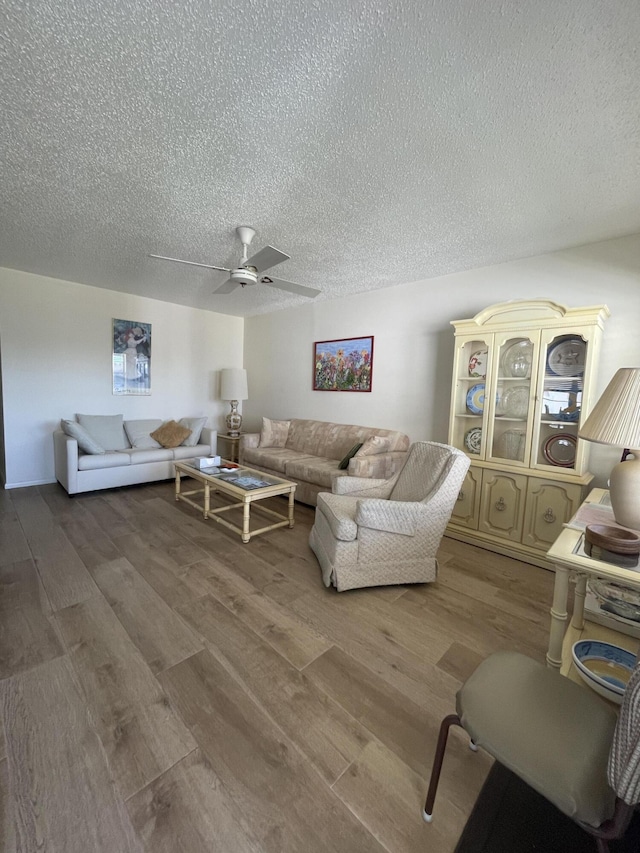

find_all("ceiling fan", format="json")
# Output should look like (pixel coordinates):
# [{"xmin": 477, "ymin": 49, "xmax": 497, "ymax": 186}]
[{"xmin": 150, "ymin": 226, "xmax": 321, "ymax": 298}]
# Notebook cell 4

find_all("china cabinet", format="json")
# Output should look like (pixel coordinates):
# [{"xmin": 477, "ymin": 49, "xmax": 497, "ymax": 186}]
[{"xmin": 446, "ymin": 300, "xmax": 610, "ymax": 567}]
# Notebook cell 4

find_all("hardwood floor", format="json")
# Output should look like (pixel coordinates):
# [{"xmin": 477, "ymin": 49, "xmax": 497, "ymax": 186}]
[{"xmin": 0, "ymin": 481, "xmax": 555, "ymax": 852}]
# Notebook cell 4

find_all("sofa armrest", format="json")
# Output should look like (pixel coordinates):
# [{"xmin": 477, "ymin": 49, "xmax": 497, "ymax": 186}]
[
  {"xmin": 332, "ymin": 476, "xmax": 394, "ymax": 498},
  {"xmin": 355, "ymin": 498, "xmax": 427, "ymax": 536},
  {"xmin": 201, "ymin": 428, "xmax": 218, "ymax": 455},
  {"xmin": 348, "ymin": 450, "xmax": 408, "ymax": 479},
  {"xmin": 241, "ymin": 433, "xmax": 260, "ymax": 449},
  {"xmin": 53, "ymin": 430, "xmax": 78, "ymax": 495},
  {"xmin": 239, "ymin": 433, "xmax": 259, "ymax": 463}
]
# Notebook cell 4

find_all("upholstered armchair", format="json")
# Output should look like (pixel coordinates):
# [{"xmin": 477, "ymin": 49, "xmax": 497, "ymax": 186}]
[{"xmin": 309, "ymin": 441, "xmax": 470, "ymax": 591}]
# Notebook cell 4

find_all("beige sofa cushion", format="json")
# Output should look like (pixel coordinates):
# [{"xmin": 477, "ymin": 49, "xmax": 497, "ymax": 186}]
[
  {"xmin": 260, "ymin": 417, "xmax": 291, "ymax": 447},
  {"xmin": 242, "ymin": 446, "xmax": 312, "ymax": 474},
  {"xmin": 285, "ymin": 456, "xmax": 342, "ymax": 489},
  {"xmin": 285, "ymin": 419, "xmax": 409, "ymax": 460}
]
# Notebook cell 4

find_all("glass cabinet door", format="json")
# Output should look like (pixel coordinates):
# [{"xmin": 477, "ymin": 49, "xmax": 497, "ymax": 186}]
[
  {"xmin": 488, "ymin": 335, "xmax": 536, "ymax": 466},
  {"xmin": 533, "ymin": 333, "xmax": 586, "ymax": 473},
  {"xmin": 450, "ymin": 337, "xmax": 491, "ymax": 458}
]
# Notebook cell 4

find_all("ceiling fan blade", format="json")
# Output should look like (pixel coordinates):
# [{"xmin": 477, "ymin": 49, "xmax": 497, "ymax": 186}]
[
  {"xmin": 149, "ymin": 254, "xmax": 230, "ymax": 272},
  {"xmin": 244, "ymin": 245, "xmax": 290, "ymax": 274},
  {"xmin": 212, "ymin": 278, "xmax": 241, "ymax": 294},
  {"xmin": 260, "ymin": 276, "xmax": 320, "ymax": 298}
]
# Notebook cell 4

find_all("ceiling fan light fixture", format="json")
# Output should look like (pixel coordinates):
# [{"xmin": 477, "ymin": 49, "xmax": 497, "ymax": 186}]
[{"xmin": 229, "ymin": 268, "xmax": 258, "ymax": 286}]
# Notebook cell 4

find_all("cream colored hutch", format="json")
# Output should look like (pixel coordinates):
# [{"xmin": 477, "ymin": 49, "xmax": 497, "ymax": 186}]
[{"xmin": 446, "ymin": 300, "xmax": 609, "ymax": 567}]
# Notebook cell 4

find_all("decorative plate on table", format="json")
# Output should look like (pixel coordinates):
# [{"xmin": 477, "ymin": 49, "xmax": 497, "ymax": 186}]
[
  {"xmin": 546, "ymin": 338, "xmax": 586, "ymax": 376},
  {"xmin": 501, "ymin": 340, "xmax": 533, "ymax": 378},
  {"xmin": 543, "ymin": 433, "xmax": 577, "ymax": 467},
  {"xmin": 500, "ymin": 384, "xmax": 530, "ymax": 419},
  {"xmin": 468, "ymin": 349, "xmax": 488, "ymax": 379},
  {"xmin": 466, "ymin": 383, "xmax": 486, "ymax": 415},
  {"xmin": 464, "ymin": 427, "xmax": 482, "ymax": 454}
]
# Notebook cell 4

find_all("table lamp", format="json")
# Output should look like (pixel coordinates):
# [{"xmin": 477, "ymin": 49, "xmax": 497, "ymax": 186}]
[
  {"xmin": 220, "ymin": 368, "xmax": 248, "ymax": 437},
  {"xmin": 579, "ymin": 367, "xmax": 640, "ymax": 530}
]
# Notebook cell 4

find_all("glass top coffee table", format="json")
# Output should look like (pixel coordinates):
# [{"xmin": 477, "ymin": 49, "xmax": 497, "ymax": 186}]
[{"xmin": 174, "ymin": 459, "xmax": 296, "ymax": 543}]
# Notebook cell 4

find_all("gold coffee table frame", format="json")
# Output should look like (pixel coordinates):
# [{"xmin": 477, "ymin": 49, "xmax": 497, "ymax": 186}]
[{"xmin": 174, "ymin": 460, "xmax": 296, "ymax": 543}]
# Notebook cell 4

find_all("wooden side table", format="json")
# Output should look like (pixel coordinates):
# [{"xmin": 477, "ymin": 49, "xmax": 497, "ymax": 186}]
[
  {"xmin": 546, "ymin": 487, "xmax": 640, "ymax": 672},
  {"xmin": 217, "ymin": 433, "xmax": 241, "ymax": 463}
]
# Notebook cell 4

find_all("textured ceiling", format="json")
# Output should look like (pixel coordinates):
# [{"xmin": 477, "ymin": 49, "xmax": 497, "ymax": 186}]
[{"xmin": 1, "ymin": 1, "xmax": 639, "ymax": 317}]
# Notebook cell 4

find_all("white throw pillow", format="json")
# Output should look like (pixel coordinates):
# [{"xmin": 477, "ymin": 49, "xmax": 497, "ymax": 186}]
[
  {"xmin": 76, "ymin": 414, "xmax": 128, "ymax": 451},
  {"xmin": 124, "ymin": 419, "xmax": 163, "ymax": 449},
  {"xmin": 61, "ymin": 419, "xmax": 105, "ymax": 455},
  {"xmin": 355, "ymin": 435, "xmax": 392, "ymax": 456},
  {"xmin": 259, "ymin": 417, "xmax": 290, "ymax": 448},
  {"xmin": 179, "ymin": 417, "xmax": 207, "ymax": 447}
]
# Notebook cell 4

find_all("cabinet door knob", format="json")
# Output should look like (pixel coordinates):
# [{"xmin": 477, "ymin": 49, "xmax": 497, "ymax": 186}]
[
  {"xmin": 495, "ymin": 497, "xmax": 506, "ymax": 512},
  {"xmin": 543, "ymin": 507, "xmax": 556, "ymax": 523},
  {"xmin": 457, "ymin": 490, "xmax": 465, "ymax": 502}
]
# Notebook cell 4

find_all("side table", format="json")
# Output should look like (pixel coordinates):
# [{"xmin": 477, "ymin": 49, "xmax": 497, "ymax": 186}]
[
  {"xmin": 546, "ymin": 487, "xmax": 640, "ymax": 671},
  {"xmin": 217, "ymin": 433, "xmax": 241, "ymax": 463}
]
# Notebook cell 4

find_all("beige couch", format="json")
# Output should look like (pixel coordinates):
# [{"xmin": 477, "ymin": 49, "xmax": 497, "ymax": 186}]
[{"xmin": 239, "ymin": 418, "xmax": 410, "ymax": 506}]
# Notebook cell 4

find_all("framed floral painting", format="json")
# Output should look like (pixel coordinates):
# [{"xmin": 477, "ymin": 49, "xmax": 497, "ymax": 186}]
[
  {"xmin": 313, "ymin": 336, "xmax": 373, "ymax": 392},
  {"xmin": 112, "ymin": 319, "xmax": 152, "ymax": 395}
]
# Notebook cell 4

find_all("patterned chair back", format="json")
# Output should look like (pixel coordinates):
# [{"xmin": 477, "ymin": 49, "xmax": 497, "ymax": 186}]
[
  {"xmin": 608, "ymin": 657, "xmax": 640, "ymax": 804},
  {"xmin": 390, "ymin": 441, "xmax": 469, "ymax": 504}
]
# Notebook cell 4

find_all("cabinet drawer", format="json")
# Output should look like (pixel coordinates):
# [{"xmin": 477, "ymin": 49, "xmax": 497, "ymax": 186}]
[
  {"xmin": 522, "ymin": 478, "xmax": 583, "ymax": 552},
  {"xmin": 450, "ymin": 467, "xmax": 482, "ymax": 529},
  {"xmin": 478, "ymin": 470, "xmax": 527, "ymax": 542}
]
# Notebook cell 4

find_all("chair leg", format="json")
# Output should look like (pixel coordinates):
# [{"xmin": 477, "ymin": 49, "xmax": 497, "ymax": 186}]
[{"xmin": 423, "ymin": 713, "xmax": 463, "ymax": 822}]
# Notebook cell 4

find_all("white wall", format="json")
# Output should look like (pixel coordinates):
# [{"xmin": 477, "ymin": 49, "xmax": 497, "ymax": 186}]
[
  {"xmin": 0, "ymin": 269, "xmax": 244, "ymax": 488},
  {"xmin": 244, "ymin": 234, "xmax": 640, "ymax": 488}
]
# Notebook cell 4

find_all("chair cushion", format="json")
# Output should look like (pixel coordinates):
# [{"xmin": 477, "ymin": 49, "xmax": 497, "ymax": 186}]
[
  {"xmin": 76, "ymin": 414, "xmax": 128, "ymax": 451},
  {"xmin": 151, "ymin": 420, "xmax": 192, "ymax": 448},
  {"xmin": 78, "ymin": 451, "xmax": 131, "ymax": 470},
  {"xmin": 124, "ymin": 419, "xmax": 163, "ymax": 449},
  {"xmin": 316, "ymin": 493, "xmax": 359, "ymax": 541},
  {"xmin": 61, "ymin": 419, "xmax": 105, "ymax": 455},
  {"xmin": 122, "ymin": 448, "xmax": 173, "ymax": 464},
  {"xmin": 179, "ymin": 417, "xmax": 207, "ymax": 447},
  {"xmin": 458, "ymin": 651, "xmax": 618, "ymax": 828},
  {"xmin": 172, "ymin": 444, "xmax": 212, "ymax": 461}
]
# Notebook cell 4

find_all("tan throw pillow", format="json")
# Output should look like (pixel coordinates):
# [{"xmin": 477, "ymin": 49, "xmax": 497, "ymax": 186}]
[
  {"xmin": 259, "ymin": 417, "xmax": 290, "ymax": 448},
  {"xmin": 355, "ymin": 435, "xmax": 392, "ymax": 456},
  {"xmin": 150, "ymin": 420, "xmax": 192, "ymax": 448}
]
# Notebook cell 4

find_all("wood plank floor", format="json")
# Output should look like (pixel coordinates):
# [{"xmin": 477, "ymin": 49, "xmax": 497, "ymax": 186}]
[{"xmin": 0, "ymin": 481, "xmax": 555, "ymax": 852}]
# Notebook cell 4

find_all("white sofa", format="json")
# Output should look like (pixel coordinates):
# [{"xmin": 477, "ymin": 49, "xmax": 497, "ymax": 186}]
[
  {"xmin": 239, "ymin": 418, "xmax": 410, "ymax": 506},
  {"xmin": 54, "ymin": 415, "xmax": 217, "ymax": 495}
]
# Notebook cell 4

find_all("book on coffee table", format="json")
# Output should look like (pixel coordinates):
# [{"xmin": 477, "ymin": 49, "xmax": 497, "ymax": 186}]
[{"xmin": 216, "ymin": 473, "xmax": 273, "ymax": 490}]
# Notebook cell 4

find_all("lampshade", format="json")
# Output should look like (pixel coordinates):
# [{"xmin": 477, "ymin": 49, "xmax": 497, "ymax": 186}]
[
  {"xmin": 220, "ymin": 368, "xmax": 248, "ymax": 401},
  {"xmin": 579, "ymin": 368, "xmax": 640, "ymax": 530}
]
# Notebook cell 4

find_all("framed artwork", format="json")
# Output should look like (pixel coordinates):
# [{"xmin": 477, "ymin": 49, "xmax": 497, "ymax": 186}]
[
  {"xmin": 112, "ymin": 319, "xmax": 152, "ymax": 395},
  {"xmin": 313, "ymin": 336, "xmax": 374, "ymax": 392}
]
